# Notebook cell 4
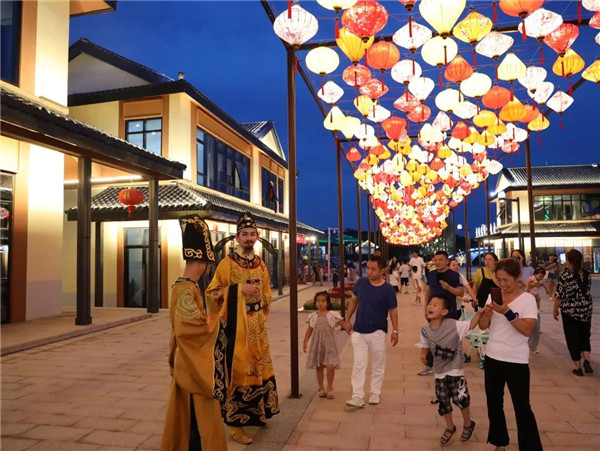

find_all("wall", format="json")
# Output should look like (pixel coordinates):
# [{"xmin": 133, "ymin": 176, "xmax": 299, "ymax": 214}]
[{"xmin": 168, "ymin": 93, "xmax": 193, "ymax": 181}]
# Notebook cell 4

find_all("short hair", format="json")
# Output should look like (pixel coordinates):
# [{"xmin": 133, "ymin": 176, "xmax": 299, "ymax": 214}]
[
  {"xmin": 368, "ymin": 255, "xmax": 387, "ymax": 269},
  {"xmin": 313, "ymin": 291, "xmax": 331, "ymax": 309},
  {"xmin": 495, "ymin": 258, "xmax": 521, "ymax": 279},
  {"xmin": 533, "ymin": 267, "xmax": 546, "ymax": 276},
  {"xmin": 434, "ymin": 250, "xmax": 449, "ymax": 259},
  {"xmin": 429, "ymin": 295, "xmax": 452, "ymax": 312},
  {"xmin": 484, "ymin": 252, "xmax": 499, "ymax": 261},
  {"xmin": 566, "ymin": 249, "xmax": 583, "ymax": 273}
]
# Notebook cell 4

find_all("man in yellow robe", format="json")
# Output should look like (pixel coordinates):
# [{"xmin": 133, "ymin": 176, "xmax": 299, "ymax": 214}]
[
  {"xmin": 206, "ymin": 212, "xmax": 280, "ymax": 445},
  {"xmin": 161, "ymin": 215, "xmax": 228, "ymax": 451}
]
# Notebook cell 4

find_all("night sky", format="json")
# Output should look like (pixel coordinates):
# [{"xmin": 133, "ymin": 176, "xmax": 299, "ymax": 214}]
[{"xmin": 69, "ymin": 1, "xmax": 600, "ymax": 242}]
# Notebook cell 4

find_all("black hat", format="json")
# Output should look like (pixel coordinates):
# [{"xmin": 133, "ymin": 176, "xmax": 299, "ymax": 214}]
[
  {"xmin": 179, "ymin": 214, "xmax": 216, "ymax": 262},
  {"xmin": 236, "ymin": 211, "xmax": 257, "ymax": 233}
]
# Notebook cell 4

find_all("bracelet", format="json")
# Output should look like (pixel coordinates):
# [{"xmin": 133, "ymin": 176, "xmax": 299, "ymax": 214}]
[
  {"xmin": 392, "ymin": 330, "xmax": 399, "ymax": 334},
  {"xmin": 503, "ymin": 309, "xmax": 518, "ymax": 322}
]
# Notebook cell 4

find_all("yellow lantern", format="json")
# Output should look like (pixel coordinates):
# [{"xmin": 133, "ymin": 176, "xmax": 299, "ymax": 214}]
[
  {"xmin": 453, "ymin": 11, "xmax": 493, "ymax": 45},
  {"xmin": 340, "ymin": 116, "xmax": 361, "ymax": 139},
  {"xmin": 527, "ymin": 115, "xmax": 550, "ymax": 132},
  {"xmin": 323, "ymin": 106, "xmax": 346, "ymax": 131},
  {"xmin": 499, "ymin": 98, "xmax": 527, "ymax": 122},
  {"xmin": 400, "ymin": 171, "xmax": 414, "ymax": 186},
  {"xmin": 552, "ymin": 49, "xmax": 585, "ymax": 93},
  {"xmin": 463, "ymin": 127, "xmax": 481, "ymax": 144},
  {"xmin": 582, "ymin": 60, "xmax": 600, "ymax": 84},
  {"xmin": 477, "ymin": 130, "xmax": 495, "ymax": 146},
  {"xmin": 354, "ymin": 94, "xmax": 376, "ymax": 117},
  {"xmin": 306, "ymin": 46, "xmax": 340, "ymax": 76},
  {"xmin": 419, "ymin": 0, "xmax": 466, "ymax": 39},
  {"xmin": 378, "ymin": 146, "xmax": 392, "ymax": 159},
  {"xmin": 437, "ymin": 145, "xmax": 453, "ymax": 158},
  {"xmin": 365, "ymin": 154, "xmax": 379, "ymax": 165},
  {"xmin": 473, "ymin": 110, "xmax": 497, "ymax": 128},
  {"xmin": 336, "ymin": 27, "xmax": 374, "ymax": 65},
  {"xmin": 497, "ymin": 52, "xmax": 527, "ymax": 83},
  {"xmin": 487, "ymin": 120, "xmax": 507, "ymax": 136}
]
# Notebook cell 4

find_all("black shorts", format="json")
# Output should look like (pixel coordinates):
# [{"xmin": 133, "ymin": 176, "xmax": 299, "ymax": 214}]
[
  {"xmin": 393, "ymin": 285, "xmax": 399, "ymax": 292},
  {"xmin": 434, "ymin": 375, "xmax": 470, "ymax": 416},
  {"xmin": 400, "ymin": 277, "xmax": 409, "ymax": 286}
]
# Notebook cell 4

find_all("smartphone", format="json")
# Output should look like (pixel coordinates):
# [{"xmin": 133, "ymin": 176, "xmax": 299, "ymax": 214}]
[{"xmin": 490, "ymin": 287, "xmax": 503, "ymax": 305}]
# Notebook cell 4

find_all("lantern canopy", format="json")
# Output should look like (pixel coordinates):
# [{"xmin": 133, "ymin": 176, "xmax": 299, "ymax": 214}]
[
  {"xmin": 341, "ymin": 0, "xmax": 389, "ymax": 42},
  {"xmin": 392, "ymin": 21, "xmax": 433, "ymax": 53},
  {"xmin": 544, "ymin": 23, "xmax": 579, "ymax": 57},
  {"xmin": 476, "ymin": 31, "xmax": 514, "ymax": 60},
  {"xmin": 317, "ymin": 81, "xmax": 345, "ymax": 104},
  {"xmin": 336, "ymin": 27, "xmax": 374, "ymax": 65},
  {"xmin": 582, "ymin": 59, "xmax": 600, "ymax": 83},
  {"xmin": 419, "ymin": 0, "xmax": 466, "ymax": 39},
  {"xmin": 460, "ymin": 72, "xmax": 492, "ymax": 98},
  {"xmin": 421, "ymin": 36, "xmax": 458, "ymax": 67},
  {"xmin": 497, "ymin": 52, "xmax": 527, "ymax": 82},
  {"xmin": 517, "ymin": 8, "xmax": 562, "ymax": 41},
  {"xmin": 273, "ymin": 5, "xmax": 319, "ymax": 48}
]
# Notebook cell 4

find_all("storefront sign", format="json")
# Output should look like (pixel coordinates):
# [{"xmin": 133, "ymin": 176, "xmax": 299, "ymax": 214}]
[{"xmin": 296, "ymin": 234, "xmax": 307, "ymax": 244}]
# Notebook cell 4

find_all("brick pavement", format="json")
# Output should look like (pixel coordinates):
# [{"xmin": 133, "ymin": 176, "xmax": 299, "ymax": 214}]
[{"xmin": 2, "ymin": 282, "xmax": 599, "ymax": 450}]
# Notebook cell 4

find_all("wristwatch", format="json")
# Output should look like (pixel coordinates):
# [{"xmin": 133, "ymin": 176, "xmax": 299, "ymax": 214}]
[{"xmin": 392, "ymin": 330, "xmax": 399, "ymax": 334}]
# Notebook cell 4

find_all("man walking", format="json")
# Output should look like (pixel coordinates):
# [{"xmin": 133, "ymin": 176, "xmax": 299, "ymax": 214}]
[
  {"xmin": 344, "ymin": 255, "xmax": 399, "ymax": 407},
  {"xmin": 206, "ymin": 212, "xmax": 279, "ymax": 445}
]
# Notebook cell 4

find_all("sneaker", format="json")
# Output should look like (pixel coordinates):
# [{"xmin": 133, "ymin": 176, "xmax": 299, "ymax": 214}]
[
  {"xmin": 417, "ymin": 365, "xmax": 434, "ymax": 376},
  {"xmin": 572, "ymin": 368, "xmax": 584, "ymax": 377},
  {"xmin": 345, "ymin": 397, "xmax": 365, "ymax": 408},
  {"xmin": 368, "ymin": 393, "xmax": 380, "ymax": 405},
  {"xmin": 583, "ymin": 360, "xmax": 594, "ymax": 373}
]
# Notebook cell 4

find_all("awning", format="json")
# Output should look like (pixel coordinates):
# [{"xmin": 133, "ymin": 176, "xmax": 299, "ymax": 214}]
[{"xmin": 489, "ymin": 221, "xmax": 600, "ymax": 239}]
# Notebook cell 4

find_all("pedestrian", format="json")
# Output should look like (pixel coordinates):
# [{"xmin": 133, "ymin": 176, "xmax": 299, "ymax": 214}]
[
  {"xmin": 526, "ymin": 267, "xmax": 546, "ymax": 355},
  {"xmin": 206, "ymin": 212, "xmax": 279, "ymax": 445},
  {"xmin": 344, "ymin": 255, "xmax": 399, "ymax": 407},
  {"xmin": 473, "ymin": 252, "xmax": 499, "ymax": 310},
  {"xmin": 399, "ymin": 259, "xmax": 410, "ymax": 294},
  {"xmin": 161, "ymin": 214, "xmax": 228, "ymax": 451},
  {"xmin": 511, "ymin": 249, "xmax": 534, "ymax": 288},
  {"xmin": 419, "ymin": 251, "xmax": 464, "ymax": 376},
  {"xmin": 412, "ymin": 264, "xmax": 423, "ymax": 303},
  {"xmin": 553, "ymin": 249, "xmax": 594, "ymax": 376},
  {"xmin": 544, "ymin": 253, "xmax": 562, "ymax": 300},
  {"xmin": 389, "ymin": 261, "xmax": 400, "ymax": 294},
  {"xmin": 303, "ymin": 291, "xmax": 344, "ymax": 399},
  {"xmin": 479, "ymin": 258, "xmax": 543, "ymax": 451},
  {"xmin": 331, "ymin": 268, "xmax": 339, "ymax": 288},
  {"xmin": 409, "ymin": 251, "xmax": 425, "ymax": 281},
  {"xmin": 449, "ymin": 258, "xmax": 477, "ymax": 309},
  {"xmin": 419, "ymin": 295, "xmax": 482, "ymax": 446}
]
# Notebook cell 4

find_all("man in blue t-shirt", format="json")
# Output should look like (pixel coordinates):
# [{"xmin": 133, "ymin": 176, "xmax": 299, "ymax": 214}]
[
  {"xmin": 344, "ymin": 256, "xmax": 398, "ymax": 407},
  {"xmin": 418, "ymin": 250, "xmax": 464, "ymax": 376}
]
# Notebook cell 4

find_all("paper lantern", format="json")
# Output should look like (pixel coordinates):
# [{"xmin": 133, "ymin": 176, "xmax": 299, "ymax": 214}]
[
  {"xmin": 317, "ymin": 0, "xmax": 359, "ymax": 13},
  {"xmin": 527, "ymin": 115, "xmax": 550, "ymax": 132},
  {"xmin": 407, "ymin": 104, "xmax": 431, "ymax": 122},
  {"xmin": 473, "ymin": 109, "xmax": 498, "ymax": 127},
  {"xmin": 552, "ymin": 48, "xmax": 585, "ymax": 93},
  {"xmin": 582, "ymin": 59, "xmax": 600, "ymax": 83},
  {"xmin": 336, "ymin": 28, "xmax": 374, "ymax": 65},
  {"xmin": 476, "ymin": 31, "xmax": 514, "ymax": 61},
  {"xmin": 317, "ymin": 81, "xmax": 345, "ymax": 104},
  {"xmin": 391, "ymin": 59, "xmax": 422, "ymax": 85},
  {"xmin": 342, "ymin": 64, "xmax": 371, "ymax": 87},
  {"xmin": 544, "ymin": 23, "xmax": 579, "ymax": 57},
  {"xmin": 528, "ymin": 81, "xmax": 554, "ymax": 105},
  {"xmin": 360, "ymin": 78, "xmax": 389, "ymax": 100},
  {"xmin": 590, "ymin": 11, "xmax": 600, "ymax": 29},
  {"xmin": 519, "ymin": 104, "xmax": 541, "ymax": 123},
  {"xmin": 346, "ymin": 146, "xmax": 363, "ymax": 162},
  {"xmin": 421, "ymin": 36, "xmax": 458, "ymax": 67},
  {"xmin": 517, "ymin": 66, "xmax": 546, "ymax": 93},
  {"xmin": 367, "ymin": 105, "xmax": 391, "ymax": 123},
  {"xmin": 306, "ymin": 47, "xmax": 340, "ymax": 77},
  {"xmin": 324, "ymin": 106, "xmax": 346, "ymax": 131},
  {"xmin": 435, "ymin": 88, "xmax": 461, "ymax": 112},
  {"xmin": 340, "ymin": 116, "xmax": 362, "ymax": 139},
  {"xmin": 354, "ymin": 94, "xmax": 376, "ymax": 117},
  {"xmin": 355, "ymin": 123, "xmax": 375, "ymax": 139},
  {"xmin": 118, "ymin": 188, "xmax": 144, "ymax": 218},
  {"xmin": 366, "ymin": 41, "xmax": 400, "ymax": 73},
  {"xmin": 392, "ymin": 20, "xmax": 433, "ymax": 53},
  {"xmin": 273, "ymin": 5, "xmax": 319, "ymax": 48},
  {"xmin": 499, "ymin": 0, "xmax": 544, "ymax": 18},
  {"xmin": 452, "ymin": 121, "xmax": 471, "ymax": 140},
  {"xmin": 432, "ymin": 111, "xmax": 453, "ymax": 132},
  {"xmin": 453, "ymin": 11, "xmax": 493, "ymax": 45},
  {"xmin": 419, "ymin": 0, "xmax": 466, "ymax": 39},
  {"xmin": 583, "ymin": 0, "xmax": 600, "ymax": 11},
  {"xmin": 444, "ymin": 55, "xmax": 474, "ymax": 85},
  {"xmin": 393, "ymin": 92, "xmax": 420, "ymax": 112},
  {"xmin": 499, "ymin": 98, "xmax": 527, "ymax": 122},
  {"xmin": 518, "ymin": 8, "xmax": 562, "ymax": 41},
  {"xmin": 408, "ymin": 76, "xmax": 435, "ymax": 102},
  {"xmin": 497, "ymin": 53, "xmax": 527, "ymax": 83},
  {"xmin": 460, "ymin": 72, "xmax": 492, "ymax": 98},
  {"xmin": 482, "ymin": 86, "xmax": 512, "ymax": 109},
  {"xmin": 342, "ymin": 0, "xmax": 389, "ymax": 42},
  {"xmin": 547, "ymin": 90, "xmax": 574, "ymax": 130},
  {"xmin": 487, "ymin": 119, "xmax": 507, "ymax": 135},
  {"xmin": 382, "ymin": 117, "xmax": 407, "ymax": 141},
  {"xmin": 502, "ymin": 123, "xmax": 529, "ymax": 141},
  {"xmin": 399, "ymin": 0, "xmax": 418, "ymax": 11},
  {"xmin": 453, "ymin": 101, "xmax": 478, "ymax": 119}
]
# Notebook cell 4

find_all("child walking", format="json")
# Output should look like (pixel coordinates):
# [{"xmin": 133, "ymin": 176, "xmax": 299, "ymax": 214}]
[
  {"xmin": 418, "ymin": 295, "xmax": 483, "ymax": 446},
  {"xmin": 526, "ymin": 267, "xmax": 545, "ymax": 355},
  {"xmin": 412, "ymin": 265, "xmax": 423, "ymax": 303},
  {"xmin": 303, "ymin": 291, "xmax": 344, "ymax": 399},
  {"xmin": 399, "ymin": 259, "xmax": 410, "ymax": 294}
]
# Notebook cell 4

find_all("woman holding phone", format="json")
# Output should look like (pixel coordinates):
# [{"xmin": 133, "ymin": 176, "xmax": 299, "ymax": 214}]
[{"xmin": 479, "ymin": 258, "xmax": 542, "ymax": 451}]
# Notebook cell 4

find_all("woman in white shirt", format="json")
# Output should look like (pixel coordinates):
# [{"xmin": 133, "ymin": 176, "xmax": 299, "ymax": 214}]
[
  {"xmin": 449, "ymin": 258, "xmax": 477, "ymax": 309},
  {"xmin": 479, "ymin": 258, "xmax": 542, "ymax": 451}
]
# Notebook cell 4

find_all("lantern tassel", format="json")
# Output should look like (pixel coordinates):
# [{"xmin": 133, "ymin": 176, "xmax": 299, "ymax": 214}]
[
  {"xmin": 439, "ymin": 71, "xmax": 443, "ymax": 87},
  {"xmin": 335, "ymin": 16, "xmax": 339, "ymax": 39},
  {"xmin": 127, "ymin": 206, "xmax": 134, "ymax": 219},
  {"xmin": 381, "ymin": 73, "xmax": 385, "ymax": 90},
  {"xmin": 412, "ymin": 58, "xmax": 416, "ymax": 75},
  {"xmin": 288, "ymin": 0, "xmax": 292, "ymax": 19},
  {"xmin": 569, "ymin": 79, "xmax": 573, "ymax": 95},
  {"xmin": 473, "ymin": 48, "xmax": 477, "ymax": 67},
  {"xmin": 321, "ymin": 78, "xmax": 325, "ymax": 95},
  {"xmin": 539, "ymin": 46, "xmax": 543, "ymax": 66},
  {"xmin": 578, "ymin": 0, "xmax": 582, "ymax": 23},
  {"xmin": 493, "ymin": 1, "xmax": 497, "ymax": 23},
  {"xmin": 495, "ymin": 65, "xmax": 498, "ymax": 81},
  {"xmin": 510, "ymin": 87, "xmax": 514, "ymax": 101},
  {"xmin": 409, "ymin": 15, "xmax": 413, "ymax": 38},
  {"xmin": 443, "ymin": 45, "xmax": 448, "ymax": 65},
  {"xmin": 405, "ymin": 86, "xmax": 409, "ymax": 101},
  {"xmin": 522, "ymin": 20, "xmax": 526, "ymax": 42},
  {"xmin": 560, "ymin": 117, "xmax": 563, "ymax": 130}
]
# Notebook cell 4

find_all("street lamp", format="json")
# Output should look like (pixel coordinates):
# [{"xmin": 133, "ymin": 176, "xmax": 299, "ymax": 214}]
[{"xmin": 498, "ymin": 191, "xmax": 524, "ymax": 251}]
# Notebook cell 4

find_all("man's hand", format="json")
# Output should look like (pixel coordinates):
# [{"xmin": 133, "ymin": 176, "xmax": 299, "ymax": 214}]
[
  {"xmin": 391, "ymin": 332, "xmax": 399, "ymax": 346},
  {"xmin": 439, "ymin": 280, "xmax": 450, "ymax": 291},
  {"xmin": 241, "ymin": 282, "xmax": 260, "ymax": 296},
  {"xmin": 344, "ymin": 321, "xmax": 353, "ymax": 334}
]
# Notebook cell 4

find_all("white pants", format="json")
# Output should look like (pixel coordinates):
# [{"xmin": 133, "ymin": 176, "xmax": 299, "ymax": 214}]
[{"xmin": 350, "ymin": 330, "xmax": 387, "ymax": 399}]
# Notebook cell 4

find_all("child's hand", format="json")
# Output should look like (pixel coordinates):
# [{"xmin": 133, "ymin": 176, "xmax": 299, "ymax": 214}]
[{"xmin": 303, "ymin": 341, "xmax": 308, "ymax": 353}]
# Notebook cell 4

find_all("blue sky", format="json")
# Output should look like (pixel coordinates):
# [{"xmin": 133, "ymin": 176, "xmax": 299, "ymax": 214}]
[{"xmin": 69, "ymin": 1, "xmax": 600, "ymax": 239}]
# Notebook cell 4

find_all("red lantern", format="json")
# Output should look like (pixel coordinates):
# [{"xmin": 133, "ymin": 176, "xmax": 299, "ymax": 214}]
[
  {"xmin": 393, "ymin": 92, "xmax": 420, "ymax": 112},
  {"xmin": 407, "ymin": 104, "xmax": 431, "ymax": 123},
  {"xmin": 346, "ymin": 147, "xmax": 363, "ymax": 161},
  {"xmin": 444, "ymin": 55, "xmax": 474, "ymax": 85},
  {"xmin": 118, "ymin": 187, "xmax": 144, "ymax": 218},
  {"xmin": 359, "ymin": 78, "xmax": 389, "ymax": 100},
  {"xmin": 382, "ymin": 116, "xmax": 407, "ymax": 141},
  {"xmin": 451, "ymin": 121, "xmax": 471, "ymax": 140},
  {"xmin": 342, "ymin": 64, "xmax": 372, "ymax": 88},
  {"xmin": 544, "ymin": 23, "xmax": 579, "ymax": 57},
  {"xmin": 430, "ymin": 158, "xmax": 445, "ymax": 171},
  {"xmin": 590, "ymin": 11, "xmax": 600, "ymax": 29},
  {"xmin": 482, "ymin": 86, "xmax": 512, "ymax": 110},
  {"xmin": 369, "ymin": 145, "xmax": 386, "ymax": 156},
  {"xmin": 366, "ymin": 41, "xmax": 400, "ymax": 88},
  {"xmin": 342, "ymin": 0, "xmax": 389, "ymax": 43}
]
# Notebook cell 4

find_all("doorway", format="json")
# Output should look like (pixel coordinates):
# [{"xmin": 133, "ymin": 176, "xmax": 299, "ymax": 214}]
[
  {"xmin": 1, "ymin": 172, "xmax": 14, "ymax": 323},
  {"xmin": 124, "ymin": 228, "xmax": 160, "ymax": 308}
]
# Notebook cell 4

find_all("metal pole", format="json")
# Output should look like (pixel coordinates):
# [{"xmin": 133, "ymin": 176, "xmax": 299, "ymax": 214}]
[
  {"xmin": 277, "ymin": 232, "xmax": 283, "ymax": 296},
  {"xmin": 485, "ymin": 178, "xmax": 491, "ymax": 253},
  {"xmin": 451, "ymin": 209, "xmax": 456, "ymax": 255},
  {"xmin": 464, "ymin": 197, "xmax": 472, "ymax": 281},
  {"xmin": 327, "ymin": 228, "xmax": 331, "ymax": 282},
  {"xmin": 336, "ymin": 141, "xmax": 346, "ymax": 318},
  {"xmin": 286, "ymin": 47, "xmax": 300, "ymax": 399},
  {"xmin": 356, "ymin": 183, "xmax": 362, "ymax": 277},
  {"xmin": 94, "ymin": 221, "xmax": 103, "ymax": 307},
  {"xmin": 525, "ymin": 137, "xmax": 537, "ymax": 267},
  {"xmin": 516, "ymin": 198, "xmax": 524, "ymax": 252},
  {"xmin": 76, "ymin": 157, "xmax": 92, "ymax": 325},
  {"xmin": 147, "ymin": 178, "xmax": 159, "ymax": 314},
  {"xmin": 367, "ymin": 194, "xmax": 372, "ymax": 255}
]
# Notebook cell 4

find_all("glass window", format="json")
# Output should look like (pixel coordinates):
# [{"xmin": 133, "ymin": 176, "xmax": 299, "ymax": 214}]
[
  {"xmin": 125, "ymin": 118, "xmax": 162, "ymax": 155},
  {"xmin": 196, "ymin": 128, "xmax": 206, "ymax": 185},
  {"xmin": 278, "ymin": 178, "xmax": 284, "ymax": 213},
  {"xmin": 0, "ymin": 1, "xmax": 22, "ymax": 85},
  {"xmin": 261, "ymin": 168, "xmax": 283, "ymax": 212}
]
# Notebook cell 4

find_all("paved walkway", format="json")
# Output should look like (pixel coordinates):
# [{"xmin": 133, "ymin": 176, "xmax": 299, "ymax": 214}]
[{"xmin": 1, "ymin": 282, "xmax": 599, "ymax": 450}]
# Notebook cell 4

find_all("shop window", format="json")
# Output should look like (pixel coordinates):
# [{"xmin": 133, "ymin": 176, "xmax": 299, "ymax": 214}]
[
  {"xmin": 0, "ymin": 1, "xmax": 21, "ymax": 85},
  {"xmin": 126, "ymin": 118, "xmax": 162, "ymax": 155},
  {"xmin": 262, "ymin": 167, "xmax": 284, "ymax": 213}
]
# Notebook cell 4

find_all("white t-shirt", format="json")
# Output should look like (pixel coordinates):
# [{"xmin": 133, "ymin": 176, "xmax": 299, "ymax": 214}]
[
  {"xmin": 459, "ymin": 274, "xmax": 472, "ymax": 300},
  {"xmin": 399, "ymin": 264, "xmax": 410, "ymax": 278},
  {"xmin": 390, "ymin": 269, "xmax": 400, "ymax": 286},
  {"xmin": 485, "ymin": 291, "xmax": 538, "ymax": 364},
  {"xmin": 409, "ymin": 256, "xmax": 425, "ymax": 272}
]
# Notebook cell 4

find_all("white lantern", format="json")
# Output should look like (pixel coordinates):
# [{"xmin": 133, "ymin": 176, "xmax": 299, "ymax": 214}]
[
  {"xmin": 518, "ymin": 66, "xmax": 547, "ymax": 93},
  {"xmin": 392, "ymin": 21, "xmax": 433, "ymax": 53},
  {"xmin": 317, "ymin": 81, "xmax": 345, "ymax": 104},
  {"xmin": 391, "ymin": 60, "xmax": 422, "ymax": 85},
  {"xmin": 460, "ymin": 72, "xmax": 492, "ymax": 98},
  {"xmin": 476, "ymin": 31, "xmax": 513, "ymax": 61},
  {"xmin": 273, "ymin": 5, "xmax": 319, "ymax": 48},
  {"xmin": 528, "ymin": 81, "xmax": 554, "ymax": 105},
  {"xmin": 408, "ymin": 76, "xmax": 435, "ymax": 102},
  {"xmin": 421, "ymin": 36, "xmax": 458, "ymax": 67}
]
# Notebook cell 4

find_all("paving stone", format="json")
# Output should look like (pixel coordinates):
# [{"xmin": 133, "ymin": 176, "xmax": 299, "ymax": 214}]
[
  {"xmin": 80, "ymin": 430, "xmax": 149, "ymax": 448},
  {"xmin": 295, "ymin": 419, "xmax": 339, "ymax": 433},
  {"xmin": 137, "ymin": 434, "xmax": 161, "ymax": 450},
  {"xmin": 0, "ymin": 423, "xmax": 37, "ymax": 436},
  {"xmin": 0, "ymin": 437, "xmax": 40, "ymax": 451},
  {"xmin": 74, "ymin": 417, "xmax": 137, "ymax": 432},
  {"xmin": 124, "ymin": 420, "xmax": 163, "ymax": 434},
  {"xmin": 296, "ymin": 431, "xmax": 369, "ymax": 449},
  {"xmin": 26, "ymin": 440, "xmax": 101, "ymax": 451},
  {"xmin": 1, "ymin": 410, "xmax": 32, "ymax": 424},
  {"xmin": 22, "ymin": 413, "xmax": 82, "ymax": 427},
  {"xmin": 19, "ymin": 425, "xmax": 94, "ymax": 442}
]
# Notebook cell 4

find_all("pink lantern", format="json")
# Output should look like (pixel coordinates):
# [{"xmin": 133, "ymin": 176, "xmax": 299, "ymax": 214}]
[{"xmin": 342, "ymin": 64, "xmax": 372, "ymax": 88}]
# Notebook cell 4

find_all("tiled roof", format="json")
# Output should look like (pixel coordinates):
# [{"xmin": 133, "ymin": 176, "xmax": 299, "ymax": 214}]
[
  {"xmin": 65, "ymin": 182, "xmax": 323, "ymax": 236},
  {"xmin": 492, "ymin": 221, "xmax": 600, "ymax": 237},
  {"xmin": 496, "ymin": 164, "xmax": 600, "ymax": 193},
  {"xmin": 240, "ymin": 120, "xmax": 287, "ymax": 161},
  {"xmin": 1, "ymin": 89, "xmax": 185, "ymax": 178},
  {"xmin": 69, "ymin": 39, "xmax": 173, "ymax": 84}
]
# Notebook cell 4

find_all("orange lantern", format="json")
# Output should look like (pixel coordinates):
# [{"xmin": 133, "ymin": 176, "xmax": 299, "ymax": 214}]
[
  {"xmin": 544, "ymin": 23, "xmax": 579, "ymax": 57},
  {"xmin": 499, "ymin": 0, "xmax": 545, "ymax": 41},
  {"xmin": 342, "ymin": 0, "xmax": 389, "ymax": 42},
  {"xmin": 382, "ymin": 116, "xmax": 407, "ymax": 141},
  {"xmin": 118, "ymin": 187, "xmax": 145, "ymax": 218},
  {"xmin": 519, "ymin": 104, "xmax": 541, "ymax": 123},
  {"xmin": 444, "ymin": 55, "xmax": 474, "ymax": 86},
  {"xmin": 346, "ymin": 147, "xmax": 363, "ymax": 161},
  {"xmin": 366, "ymin": 41, "xmax": 400, "ymax": 87},
  {"xmin": 482, "ymin": 86, "xmax": 512, "ymax": 110},
  {"xmin": 552, "ymin": 48, "xmax": 585, "ymax": 94},
  {"xmin": 452, "ymin": 121, "xmax": 471, "ymax": 140},
  {"xmin": 499, "ymin": 98, "xmax": 527, "ymax": 122}
]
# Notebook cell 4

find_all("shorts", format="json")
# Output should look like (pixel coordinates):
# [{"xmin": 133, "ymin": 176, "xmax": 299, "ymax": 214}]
[
  {"xmin": 400, "ymin": 277, "xmax": 409, "ymax": 286},
  {"xmin": 434, "ymin": 375, "xmax": 470, "ymax": 416},
  {"xmin": 393, "ymin": 285, "xmax": 399, "ymax": 292},
  {"xmin": 547, "ymin": 272, "xmax": 558, "ymax": 281}
]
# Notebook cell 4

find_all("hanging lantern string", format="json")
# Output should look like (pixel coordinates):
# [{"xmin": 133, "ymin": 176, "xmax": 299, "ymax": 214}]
[
  {"xmin": 473, "ymin": 48, "xmax": 477, "ymax": 67},
  {"xmin": 287, "ymin": 0, "xmax": 292, "ymax": 19},
  {"xmin": 522, "ymin": 20, "xmax": 526, "ymax": 42},
  {"xmin": 578, "ymin": 0, "xmax": 582, "ymax": 23},
  {"xmin": 493, "ymin": 1, "xmax": 497, "ymax": 23}
]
